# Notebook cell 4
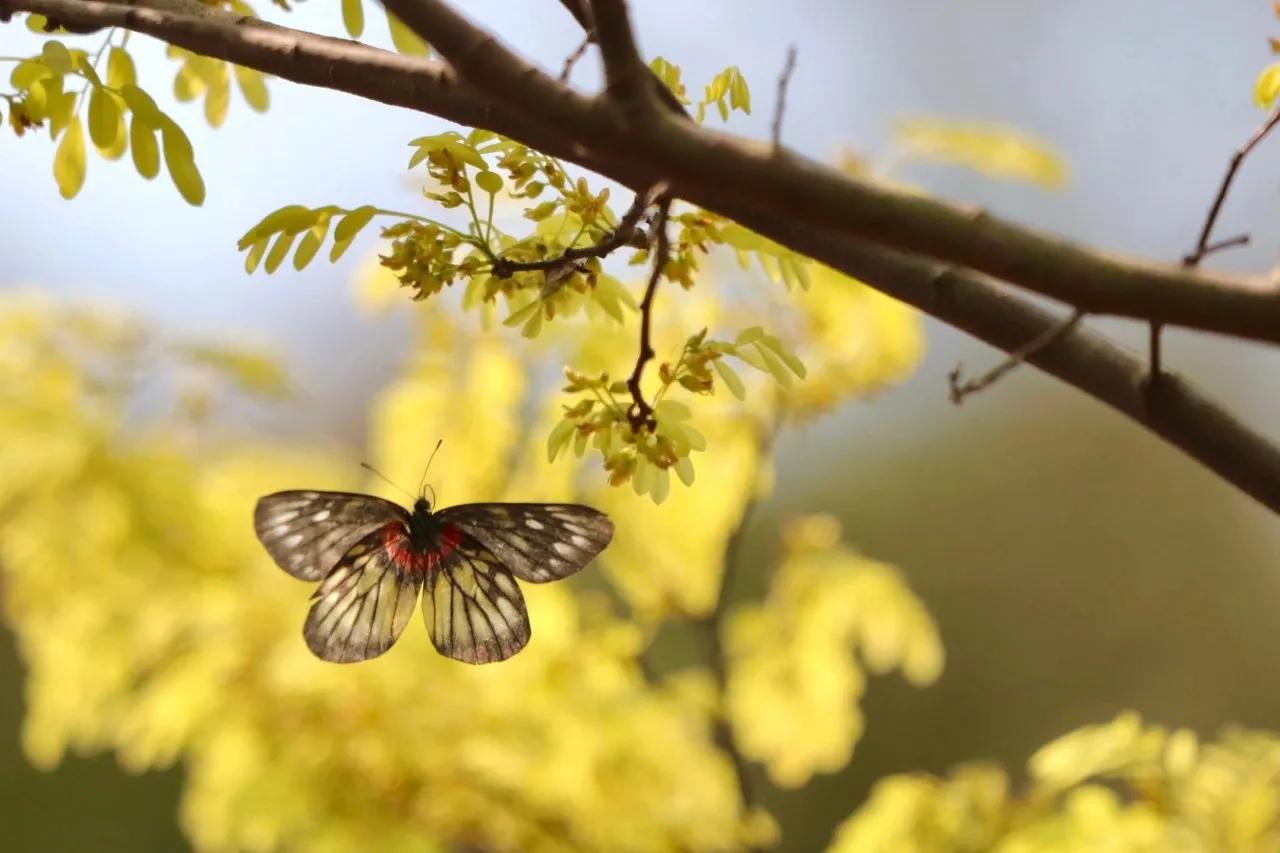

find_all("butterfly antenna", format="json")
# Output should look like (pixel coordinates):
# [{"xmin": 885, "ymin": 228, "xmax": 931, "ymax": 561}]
[
  {"xmin": 360, "ymin": 462, "xmax": 415, "ymax": 502},
  {"xmin": 418, "ymin": 439, "xmax": 443, "ymax": 498}
]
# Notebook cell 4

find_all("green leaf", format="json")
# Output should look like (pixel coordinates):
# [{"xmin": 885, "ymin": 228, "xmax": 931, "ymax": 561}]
[
  {"xmin": 674, "ymin": 455, "xmax": 696, "ymax": 486},
  {"xmin": 503, "ymin": 300, "xmax": 540, "ymax": 327},
  {"xmin": 53, "ymin": 115, "xmax": 86, "ymax": 199},
  {"xmin": 755, "ymin": 343, "xmax": 793, "ymax": 387},
  {"xmin": 106, "ymin": 47, "xmax": 136, "ymax": 89},
  {"xmin": 263, "ymin": 231, "xmax": 298, "ymax": 274},
  {"xmin": 239, "ymin": 205, "xmax": 319, "ymax": 248},
  {"xmin": 333, "ymin": 205, "xmax": 377, "ymax": 242},
  {"xmin": 244, "ymin": 236, "xmax": 269, "ymax": 273},
  {"xmin": 87, "ymin": 86, "xmax": 120, "ymax": 149},
  {"xmin": 761, "ymin": 336, "xmax": 806, "ymax": 378},
  {"xmin": 387, "ymin": 12, "xmax": 429, "ymax": 56},
  {"xmin": 712, "ymin": 358, "xmax": 746, "ymax": 400},
  {"xmin": 234, "ymin": 65, "xmax": 269, "ymax": 112},
  {"xmin": 160, "ymin": 120, "xmax": 205, "ymax": 205},
  {"xmin": 654, "ymin": 399, "xmax": 692, "ymax": 422},
  {"xmin": 735, "ymin": 325, "xmax": 766, "ymax": 345},
  {"xmin": 632, "ymin": 454, "xmax": 654, "ymax": 496},
  {"xmin": 129, "ymin": 115, "xmax": 160, "ymax": 179},
  {"xmin": 651, "ymin": 467, "xmax": 670, "ymax": 504},
  {"xmin": 475, "ymin": 170, "xmax": 504, "ymax": 194},
  {"xmin": 521, "ymin": 307, "xmax": 543, "ymax": 339},
  {"xmin": 546, "ymin": 419, "xmax": 575, "ymax": 463},
  {"xmin": 341, "ymin": 0, "xmax": 364, "ymax": 38}
]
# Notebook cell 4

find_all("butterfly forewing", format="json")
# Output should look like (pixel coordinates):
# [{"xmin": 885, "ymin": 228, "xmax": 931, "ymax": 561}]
[
  {"xmin": 436, "ymin": 503, "xmax": 614, "ymax": 583},
  {"xmin": 304, "ymin": 524, "xmax": 422, "ymax": 663},
  {"xmin": 255, "ymin": 490, "xmax": 408, "ymax": 581},
  {"xmin": 422, "ymin": 534, "xmax": 531, "ymax": 664}
]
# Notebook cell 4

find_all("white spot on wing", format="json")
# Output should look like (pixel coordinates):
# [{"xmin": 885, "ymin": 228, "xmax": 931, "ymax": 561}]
[
  {"xmin": 571, "ymin": 534, "xmax": 590, "ymax": 548},
  {"xmin": 552, "ymin": 541, "xmax": 575, "ymax": 557},
  {"xmin": 284, "ymin": 533, "xmax": 305, "ymax": 548},
  {"xmin": 312, "ymin": 510, "xmax": 331, "ymax": 522},
  {"xmin": 525, "ymin": 518, "xmax": 545, "ymax": 530}
]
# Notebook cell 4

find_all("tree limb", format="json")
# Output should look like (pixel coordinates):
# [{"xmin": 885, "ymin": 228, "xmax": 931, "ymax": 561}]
[{"xmin": 5, "ymin": 0, "xmax": 1280, "ymax": 513}]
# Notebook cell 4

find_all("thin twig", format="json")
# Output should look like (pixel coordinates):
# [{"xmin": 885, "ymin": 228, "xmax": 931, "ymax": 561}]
[
  {"xmin": 559, "ymin": 32, "xmax": 593, "ymax": 83},
  {"xmin": 770, "ymin": 44, "xmax": 797, "ymax": 151},
  {"xmin": 625, "ymin": 195, "xmax": 670, "ymax": 433},
  {"xmin": 1183, "ymin": 108, "xmax": 1280, "ymax": 267},
  {"xmin": 491, "ymin": 183, "xmax": 660, "ymax": 278},
  {"xmin": 949, "ymin": 309, "xmax": 1084, "ymax": 403}
]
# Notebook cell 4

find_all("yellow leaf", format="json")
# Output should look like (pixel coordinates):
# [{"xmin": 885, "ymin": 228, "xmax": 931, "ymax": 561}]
[
  {"xmin": 53, "ymin": 115, "xmax": 86, "ymax": 199},
  {"xmin": 129, "ymin": 115, "xmax": 160, "ymax": 179},
  {"xmin": 893, "ymin": 118, "xmax": 1068, "ymax": 189},
  {"xmin": 96, "ymin": 106, "xmax": 128, "ymax": 161},
  {"xmin": 106, "ymin": 47, "xmax": 136, "ymax": 89},
  {"xmin": 387, "ymin": 12, "xmax": 429, "ymax": 56},
  {"xmin": 1255, "ymin": 62, "xmax": 1280, "ymax": 110},
  {"xmin": 173, "ymin": 62, "xmax": 205, "ymax": 102},
  {"xmin": 233, "ymin": 65, "xmax": 269, "ymax": 112},
  {"xmin": 203, "ymin": 63, "xmax": 230, "ymax": 127},
  {"xmin": 342, "ymin": 0, "xmax": 364, "ymax": 38},
  {"xmin": 160, "ymin": 121, "xmax": 205, "ymax": 206},
  {"xmin": 120, "ymin": 84, "xmax": 164, "ymax": 125},
  {"xmin": 87, "ymin": 86, "xmax": 120, "ymax": 149}
]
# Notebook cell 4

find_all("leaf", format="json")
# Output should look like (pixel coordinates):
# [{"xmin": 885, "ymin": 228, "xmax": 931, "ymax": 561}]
[
  {"xmin": 263, "ymin": 230, "xmax": 298, "ymax": 274},
  {"xmin": 244, "ymin": 235, "xmax": 270, "ymax": 273},
  {"xmin": 292, "ymin": 217, "xmax": 332, "ymax": 270},
  {"xmin": 120, "ymin": 85, "xmax": 164, "ymax": 126},
  {"xmin": 96, "ymin": 105, "xmax": 128, "ymax": 160},
  {"xmin": 107, "ymin": 47, "xmax": 136, "ymax": 89},
  {"xmin": 755, "ymin": 343, "xmax": 793, "ymax": 387},
  {"xmin": 546, "ymin": 419, "xmax": 575, "ymax": 462},
  {"xmin": 203, "ymin": 63, "xmax": 230, "ymax": 127},
  {"xmin": 712, "ymin": 358, "xmax": 746, "ymax": 400},
  {"xmin": 173, "ymin": 62, "xmax": 204, "ymax": 102},
  {"xmin": 674, "ymin": 455, "xmax": 696, "ymax": 486},
  {"xmin": 234, "ymin": 65, "xmax": 269, "ymax": 112},
  {"xmin": 475, "ymin": 170, "xmax": 504, "ymax": 194},
  {"xmin": 387, "ymin": 12, "xmax": 429, "ymax": 56},
  {"xmin": 341, "ymin": 0, "xmax": 364, "ymax": 38},
  {"xmin": 651, "ymin": 467, "xmax": 670, "ymax": 504},
  {"xmin": 239, "ymin": 205, "xmax": 320, "ymax": 248},
  {"xmin": 87, "ymin": 86, "xmax": 120, "ymax": 149},
  {"xmin": 1256, "ymin": 62, "xmax": 1280, "ymax": 110},
  {"xmin": 893, "ymin": 119, "xmax": 1068, "ymax": 189},
  {"xmin": 327, "ymin": 205, "xmax": 377, "ymax": 261},
  {"xmin": 40, "ymin": 41, "xmax": 72, "ymax": 75},
  {"xmin": 129, "ymin": 115, "xmax": 160, "ymax": 179},
  {"xmin": 761, "ymin": 336, "xmax": 806, "ymax": 378},
  {"xmin": 160, "ymin": 120, "xmax": 205, "ymax": 205},
  {"xmin": 53, "ymin": 115, "xmax": 86, "ymax": 199},
  {"xmin": 11, "ymin": 58, "xmax": 53, "ymax": 91}
]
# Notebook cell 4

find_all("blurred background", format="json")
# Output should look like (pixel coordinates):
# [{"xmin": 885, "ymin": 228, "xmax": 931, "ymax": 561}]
[{"xmin": 4, "ymin": 0, "xmax": 1280, "ymax": 850}]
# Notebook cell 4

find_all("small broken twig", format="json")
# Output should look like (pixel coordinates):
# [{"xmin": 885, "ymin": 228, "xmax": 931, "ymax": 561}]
[
  {"xmin": 626, "ymin": 194, "xmax": 671, "ymax": 432},
  {"xmin": 770, "ymin": 45, "xmax": 797, "ymax": 150},
  {"xmin": 949, "ymin": 309, "xmax": 1085, "ymax": 403}
]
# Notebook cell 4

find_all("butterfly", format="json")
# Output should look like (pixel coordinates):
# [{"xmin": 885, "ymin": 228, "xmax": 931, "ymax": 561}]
[{"xmin": 254, "ymin": 490, "xmax": 613, "ymax": 664}]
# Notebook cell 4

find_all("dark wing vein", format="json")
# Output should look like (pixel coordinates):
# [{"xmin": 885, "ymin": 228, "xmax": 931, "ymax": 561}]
[
  {"xmin": 422, "ymin": 534, "xmax": 531, "ymax": 664},
  {"xmin": 255, "ymin": 490, "xmax": 408, "ymax": 581},
  {"xmin": 436, "ymin": 503, "xmax": 613, "ymax": 583},
  {"xmin": 304, "ymin": 526, "xmax": 422, "ymax": 663}
]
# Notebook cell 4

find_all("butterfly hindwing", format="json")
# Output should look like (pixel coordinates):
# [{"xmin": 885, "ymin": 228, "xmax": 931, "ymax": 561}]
[
  {"xmin": 435, "ymin": 503, "xmax": 614, "ymax": 583},
  {"xmin": 255, "ymin": 490, "xmax": 408, "ymax": 581},
  {"xmin": 422, "ymin": 534, "xmax": 531, "ymax": 664},
  {"xmin": 304, "ymin": 524, "xmax": 422, "ymax": 663}
]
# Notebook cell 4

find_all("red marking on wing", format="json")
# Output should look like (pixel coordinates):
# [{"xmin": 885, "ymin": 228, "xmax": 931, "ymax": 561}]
[
  {"xmin": 378, "ymin": 522, "xmax": 425, "ymax": 573},
  {"xmin": 423, "ymin": 524, "xmax": 464, "ymax": 574}
]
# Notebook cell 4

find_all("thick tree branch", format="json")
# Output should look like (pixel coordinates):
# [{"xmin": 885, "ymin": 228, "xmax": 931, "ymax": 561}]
[
  {"xmin": 5, "ymin": 0, "xmax": 1280, "ymax": 513},
  {"xmin": 376, "ymin": 0, "xmax": 1280, "ymax": 346}
]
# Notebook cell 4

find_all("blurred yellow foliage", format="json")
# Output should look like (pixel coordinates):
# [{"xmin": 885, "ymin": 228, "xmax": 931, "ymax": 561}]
[
  {"xmin": 0, "ymin": 262, "xmax": 933, "ymax": 851},
  {"xmin": 891, "ymin": 119, "xmax": 1069, "ymax": 189},
  {"xmin": 831, "ymin": 713, "xmax": 1280, "ymax": 852}
]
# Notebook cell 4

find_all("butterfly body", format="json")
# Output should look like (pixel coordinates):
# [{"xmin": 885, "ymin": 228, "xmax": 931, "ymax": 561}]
[{"xmin": 254, "ymin": 490, "xmax": 612, "ymax": 665}]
